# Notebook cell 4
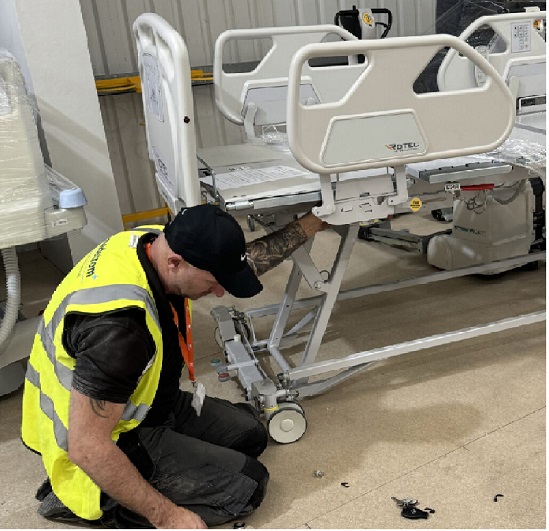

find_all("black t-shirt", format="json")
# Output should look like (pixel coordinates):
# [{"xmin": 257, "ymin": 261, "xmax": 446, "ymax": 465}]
[{"xmin": 62, "ymin": 233, "xmax": 185, "ymax": 427}]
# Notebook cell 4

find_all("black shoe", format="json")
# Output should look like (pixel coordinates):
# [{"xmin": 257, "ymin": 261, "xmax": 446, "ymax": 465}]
[
  {"xmin": 35, "ymin": 478, "xmax": 52, "ymax": 502},
  {"xmin": 38, "ymin": 490, "xmax": 80, "ymax": 522},
  {"xmin": 38, "ymin": 490, "xmax": 108, "ymax": 528}
]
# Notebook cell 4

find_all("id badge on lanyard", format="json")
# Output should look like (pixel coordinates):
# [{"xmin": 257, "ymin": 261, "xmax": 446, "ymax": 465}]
[{"xmin": 170, "ymin": 299, "xmax": 206, "ymax": 416}]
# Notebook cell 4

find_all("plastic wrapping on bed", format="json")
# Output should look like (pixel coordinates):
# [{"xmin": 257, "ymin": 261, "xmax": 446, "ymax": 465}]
[
  {"xmin": 472, "ymin": 137, "xmax": 546, "ymax": 179},
  {"xmin": 246, "ymin": 124, "xmax": 289, "ymax": 149},
  {"xmin": 0, "ymin": 49, "xmax": 52, "ymax": 249}
]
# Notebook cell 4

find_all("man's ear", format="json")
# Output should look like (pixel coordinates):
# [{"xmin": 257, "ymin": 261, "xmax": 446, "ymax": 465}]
[{"xmin": 167, "ymin": 255, "xmax": 183, "ymax": 271}]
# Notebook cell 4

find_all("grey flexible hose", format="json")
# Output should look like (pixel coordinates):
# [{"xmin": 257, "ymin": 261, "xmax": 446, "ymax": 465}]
[{"xmin": 0, "ymin": 247, "xmax": 21, "ymax": 351}]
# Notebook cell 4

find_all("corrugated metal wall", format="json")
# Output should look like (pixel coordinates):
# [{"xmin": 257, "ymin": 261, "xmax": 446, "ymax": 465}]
[{"xmin": 83, "ymin": 0, "xmax": 437, "ymax": 218}]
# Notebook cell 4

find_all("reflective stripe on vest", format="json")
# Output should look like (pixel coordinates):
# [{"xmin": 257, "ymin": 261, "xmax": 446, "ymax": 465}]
[{"xmin": 26, "ymin": 362, "xmax": 69, "ymax": 451}]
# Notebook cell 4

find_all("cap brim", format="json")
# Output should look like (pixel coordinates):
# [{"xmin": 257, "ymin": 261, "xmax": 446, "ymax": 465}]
[{"xmin": 215, "ymin": 264, "xmax": 263, "ymax": 298}]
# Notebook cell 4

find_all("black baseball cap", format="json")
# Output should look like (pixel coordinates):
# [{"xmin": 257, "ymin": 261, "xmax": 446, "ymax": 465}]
[{"xmin": 164, "ymin": 204, "xmax": 263, "ymax": 298}]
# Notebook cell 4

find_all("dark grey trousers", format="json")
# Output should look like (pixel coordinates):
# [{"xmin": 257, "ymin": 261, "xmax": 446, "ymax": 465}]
[{"xmin": 122, "ymin": 390, "xmax": 270, "ymax": 527}]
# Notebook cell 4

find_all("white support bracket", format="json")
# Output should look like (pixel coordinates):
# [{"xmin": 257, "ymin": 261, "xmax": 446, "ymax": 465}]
[
  {"xmin": 312, "ymin": 174, "xmax": 336, "ymax": 218},
  {"xmin": 243, "ymin": 102, "xmax": 258, "ymax": 141},
  {"xmin": 312, "ymin": 166, "xmax": 409, "ymax": 225},
  {"xmin": 387, "ymin": 166, "xmax": 409, "ymax": 206}
]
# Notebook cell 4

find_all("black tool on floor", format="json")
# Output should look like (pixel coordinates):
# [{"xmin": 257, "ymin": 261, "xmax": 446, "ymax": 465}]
[
  {"xmin": 401, "ymin": 506, "xmax": 430, "ymax": 519},
  {"xmin": 391, "ymin": 497, "xmax": 430, "ymax": 520}
]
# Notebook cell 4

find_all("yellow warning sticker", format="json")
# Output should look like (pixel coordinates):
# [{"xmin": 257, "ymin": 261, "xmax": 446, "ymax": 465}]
[
  {"xmin": 362, "ymin": 12, "xmax": 374, "ymax": 26},
  {"xmin": 409, "ymin": 197, "xmax": 422, "ymax": 212}
]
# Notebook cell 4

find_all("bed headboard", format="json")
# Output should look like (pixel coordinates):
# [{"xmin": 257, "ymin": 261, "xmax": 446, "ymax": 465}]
[
  {"xmin": 286, "ymin": 34, "xmax": 516, "ymax": 175},
  {"xmin": 133, "ymin": 13, "xmax": 200, "ymax": 212}
]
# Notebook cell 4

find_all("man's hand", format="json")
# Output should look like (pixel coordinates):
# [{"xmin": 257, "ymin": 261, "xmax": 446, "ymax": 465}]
[
  {"xmin": 153, "ymin": 504, "xmax": 207, "ymax": 529},
  {"xmin": 296, "ymin": 211, "xmax": 329, "ymax": 238}
]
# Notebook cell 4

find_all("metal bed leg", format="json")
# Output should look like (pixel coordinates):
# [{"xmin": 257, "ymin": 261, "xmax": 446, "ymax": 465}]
[
  {"xmin": 268, "ymin": 240, "xmax": 313, "ymax": 352},
  {"xmin": 298, "ymin": 224, "xmax": 359, "ymax": 374}
]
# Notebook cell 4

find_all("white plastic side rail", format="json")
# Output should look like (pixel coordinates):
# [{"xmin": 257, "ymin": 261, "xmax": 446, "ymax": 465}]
[
  {"xmin": 286, "ymin": 34, "xmax": 516, "ymax": 177},
  {"xmin": 133, "ymin": 13, "xmax": 200, "ymax": 213},
  {"xmin": 438, "ymin": 11, "xmax": 546, "ymax": 96},
  {"xmin": 214, "ymin": 25, "xmax": 362, "ymax": 127}
]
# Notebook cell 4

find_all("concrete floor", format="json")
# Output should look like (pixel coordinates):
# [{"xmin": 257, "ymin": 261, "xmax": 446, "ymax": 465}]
[{"xmin": 0, "ymin": 212, "xmax": 545, "ymax": 529}]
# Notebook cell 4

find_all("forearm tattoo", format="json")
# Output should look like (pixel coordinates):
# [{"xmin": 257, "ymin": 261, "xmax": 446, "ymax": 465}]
[
  {"xmin": 89, "ymin": 398, "xmax": 108, "ymax": 418},
  {"xmin": 246, "ymin": 220, "xmax": 308, "ymax": 276}
]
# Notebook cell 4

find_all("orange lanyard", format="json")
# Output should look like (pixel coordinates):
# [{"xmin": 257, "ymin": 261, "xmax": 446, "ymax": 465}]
[{"xmin": 145, "ymin": 242, "xmax": 195, "ymax": 382}]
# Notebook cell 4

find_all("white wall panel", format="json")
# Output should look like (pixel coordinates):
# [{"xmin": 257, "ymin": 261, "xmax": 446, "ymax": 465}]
[
  {"xmin": 79, "ymin": 0, "xmax": 107, "ymax": 75},
  {"xmin": 272, "ymin": 0, "xmax": 298, "ymax": 27},
  {"xmin": 94, "ymin": 1, "xmax": 136, "ymax": 74},
  {"xmin": 179, "ymin": 1, "xmax": 211, "ymax": 66},
  {"xmin": 99, "ymin": 93, "xmax": 163, "ymax": 216},
  {"xmin": 87, "ymin": 0, "xmax": 436, "ymax": 218},
  {"xmin": 83, "ymin": 0, "xmax": 437, "ymax": 75}
]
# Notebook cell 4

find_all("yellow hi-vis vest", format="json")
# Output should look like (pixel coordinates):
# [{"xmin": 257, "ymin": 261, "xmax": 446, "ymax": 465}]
[{"xmin": 21, "ymin": 227, "xmax": 166, "ymax": 520}]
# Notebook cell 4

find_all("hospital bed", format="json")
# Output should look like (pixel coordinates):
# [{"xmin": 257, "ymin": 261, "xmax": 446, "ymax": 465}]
[
  {"xmin": 0, "ymin": 50, "xmax": 87, "ymax": 396},
  {"xmin": 426, "ymin": 10, "xmax": 546, "ymax": 269},
  {"xmin": 133, "ymin": 13, "xmax": 545, "ymax": 443}
]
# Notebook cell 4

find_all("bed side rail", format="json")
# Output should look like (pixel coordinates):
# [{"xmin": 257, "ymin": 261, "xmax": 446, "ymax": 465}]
[
  {"xmin": 214, "ymin": 25, "xmax": 361, "ymax": 127},
  {"xmin": 287, "ymin": 34, "xmax": 515, "ymax": 176}
]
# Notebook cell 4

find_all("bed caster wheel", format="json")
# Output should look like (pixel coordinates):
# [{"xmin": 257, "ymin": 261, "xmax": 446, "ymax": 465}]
[
  {"xmin": 267, "ymin": 402, "xmax": 307, "ymax": 444},
  {"xmin": 431, "ymin": 209, "xmax": 443, "ymax": 221}
]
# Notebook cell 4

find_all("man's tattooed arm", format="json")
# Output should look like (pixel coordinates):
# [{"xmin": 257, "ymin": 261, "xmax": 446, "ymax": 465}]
[
  {"xmin": 246, "ymin": 212, "xmax": 327, "ymax": 276},
  {"xmin": 89, "ymin": 398, "xmax": 109, "ymax": 418}
]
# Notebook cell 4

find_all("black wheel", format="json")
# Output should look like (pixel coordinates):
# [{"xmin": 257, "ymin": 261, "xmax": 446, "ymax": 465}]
[{"xmin": 432, "ymin": 209, "xmax": 443, "ymax": 221}]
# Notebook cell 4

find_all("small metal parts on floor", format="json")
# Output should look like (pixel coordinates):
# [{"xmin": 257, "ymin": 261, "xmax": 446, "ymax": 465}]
[
  {"xmin": 493, "ymin": 493, "xmax": 504, "ymax": 502},
  {"xmin": 233, "ymin": 522, "xmax": 246, "ymax": 529},
  {"xmin": 341, "ymin": 482, "xmax": 350, "ymax": 488},
  {"xmin": 313, "ymin": 470, "xmax": 325, "ymax": 478},
  {"xmin": 391, "ymin": 497, "xmax": 431, "ymax": 520}
]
